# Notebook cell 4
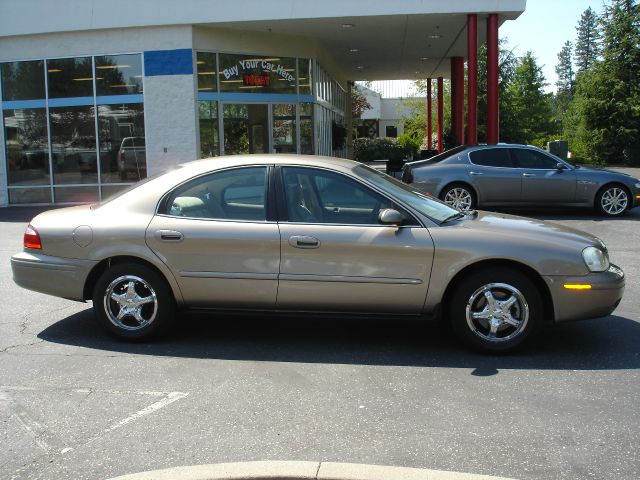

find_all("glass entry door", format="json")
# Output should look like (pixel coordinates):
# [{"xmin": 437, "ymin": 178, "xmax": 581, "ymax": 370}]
[{"xmin": 223, "ymin": 103, "xmax": 269, "ymax": 155}]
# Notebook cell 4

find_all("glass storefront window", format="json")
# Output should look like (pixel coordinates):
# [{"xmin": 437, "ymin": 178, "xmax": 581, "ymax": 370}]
[
  {"xmin": 47, "ymin": 57, "xmax": 94, "ymax": 98},
  {"xmin": 8, "ymin": 187, "xmax": 52, "ymax": 204},
  {"xmin": 300, "ymin": 103, "xmax": 314, "ymax": 155},
  {"xmin": 272, "ymin": 104, "xmax": 296, "ymax": 153},
  {"xmin": 3, "ymin": 108, "xmax": 50, "ymax": 185},
  {"xmin": 223, "ymin": 104, "xmax": 249, "ymax": 155},
  {"xmin": 199, "ymin": 101, "xmax": 219, "ymax": 158},
  {"xmin": 1, "ymin": 61, "xmax": 45, "ymax": 101},
  {"xmin": 49, "ymin": 105, "xmax": 97, "ymax": 185},
  {"xmin": 95, "ymin": 54, "xmax": 143, "ymax": 96},
  {"xmin": 54, "ymin": 186, "xmax": 99, "ymax": 203},
  {"xmin": 219, "ymin": 54, "xmax": 296, "ymax": 94},
  {"xmin": 97, "ymin": 104, "xmax": 146, "ymax": 183},
  {"xmin": 197, "ymin": 52, "xmax": 217, "ymax": 92},
  {"xmin": 298, "ymin": 59, "xmax": 312, "ymax": 96}
]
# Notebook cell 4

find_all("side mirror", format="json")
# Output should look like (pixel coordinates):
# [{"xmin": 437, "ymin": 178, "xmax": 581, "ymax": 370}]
[
  {"xmin": 378, "ymin": 208, "xmax": 404, "ymax": 225},
  {"xmin": 555, "ymin": 162, "xmax": 567, "ymax": 171}
]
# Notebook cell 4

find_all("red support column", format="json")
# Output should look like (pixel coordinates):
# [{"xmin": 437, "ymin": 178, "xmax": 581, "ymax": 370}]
[
  {"xmin": 437, "ymin": 76, "xmax": 444, "ymax": 153},
  {"xmin": 466, "ymin": 14, "xmax": 478, "ymax": 145},
  {"xmin": 450, "ymin": 57, "xmax": 465, "ymax": 146},
  {"xmin": 426, "ymin": 78, "xmax": 432, "ymax": 151},
  {"xmin": 487, "ymin": 13, "xmax": 499, "ymax": 144}
]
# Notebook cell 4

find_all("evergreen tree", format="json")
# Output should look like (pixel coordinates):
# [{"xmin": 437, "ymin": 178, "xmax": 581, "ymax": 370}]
[
  {"xmin": 575, "ymin": 7, "xmax": 602, "ymax": 72},
  {"xmin": 554, "ymin": 41, "xmax": 575, "ymax": 133},
  {"xmin": 505, "ymin": 51, "xmax": 553, "ymax": 145},
  {"xmin": 574, "ymin": 0, "xmax": 640, "ymax": 164}
]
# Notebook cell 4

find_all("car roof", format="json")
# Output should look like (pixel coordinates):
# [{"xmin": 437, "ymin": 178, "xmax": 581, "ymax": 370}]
[{"xmin": 179, "ymin": 154, "xmax": 362, "ymax": 172}]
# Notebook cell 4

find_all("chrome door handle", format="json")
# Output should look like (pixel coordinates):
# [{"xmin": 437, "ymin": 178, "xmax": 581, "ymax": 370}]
[
  {"xmin": 157, "ymin": 230, "xmax": 184, "ymax": 241},
  {"xmin": 289, "ymin": 235, "xmax": 320, "ymax": 249},
  {"xmin": 469, "ymin": 171, "xmax": 484, "ymax": 176},
  {"xmin": 522, "ymin": 173, "xmax": 536, "ymax": 177}
]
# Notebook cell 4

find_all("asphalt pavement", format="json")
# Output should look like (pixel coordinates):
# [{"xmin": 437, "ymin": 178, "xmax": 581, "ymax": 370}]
[{"xmin": 1, "ymin": 203, "xmax": 639, "ymax": 480}]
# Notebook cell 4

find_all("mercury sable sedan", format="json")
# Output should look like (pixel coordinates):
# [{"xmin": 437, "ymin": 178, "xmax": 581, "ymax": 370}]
[{"xmin": 11, "ymin": 155, "xmax": 625, "ymax": 352}]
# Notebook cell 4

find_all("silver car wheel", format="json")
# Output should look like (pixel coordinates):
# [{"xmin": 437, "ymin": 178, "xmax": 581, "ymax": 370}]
[
  {"xmin": 465, "ymin": 283, "xmax": 529, "ymax": 343},
  {"xmin": 600, "ymin": 187, "xmax": 628, "ymax": 215},
  {"xmin": 444, "ymin": 187, "xmax": 473, "ymax": 210},
  {"xmin": 103, "ymin": 275, "xmax": 158, "ymax": 331}
]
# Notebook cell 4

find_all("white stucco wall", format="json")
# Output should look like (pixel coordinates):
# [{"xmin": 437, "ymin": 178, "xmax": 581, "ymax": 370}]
[{"xmin": 144, "ymin": 74, "xmax": 199, "ymax": 175}]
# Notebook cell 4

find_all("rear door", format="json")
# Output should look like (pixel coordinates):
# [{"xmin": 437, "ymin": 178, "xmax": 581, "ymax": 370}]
[
  {"xmin": 467, "ymin": 148, "xmax": 522, "ymax": 204},
  {"xmin": 146, "ymin": 165, "xmax": 280, "ymax": 308},
  {"xmin": 275, "ymin": 166, "xmax": 433, "ymax": 313}
]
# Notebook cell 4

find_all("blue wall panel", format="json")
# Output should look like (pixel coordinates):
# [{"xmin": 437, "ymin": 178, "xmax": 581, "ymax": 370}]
[{"xmin": 144, "ymin": 49, "xmax": 193, "ymax": 76}]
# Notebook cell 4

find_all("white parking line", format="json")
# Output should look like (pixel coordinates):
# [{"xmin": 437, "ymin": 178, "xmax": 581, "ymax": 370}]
[{"xmin": 103, "ymin": 391, "xmax": 189, "ymax": 434}]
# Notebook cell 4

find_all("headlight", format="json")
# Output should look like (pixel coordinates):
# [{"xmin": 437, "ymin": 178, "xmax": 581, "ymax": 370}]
[
  {"xmin": 634, "ymin": 181, "xmax": 640, "ymax": 188},
  {"xmin": 582, "ymin": 246, "xmax": 610, "ymax": 272}
]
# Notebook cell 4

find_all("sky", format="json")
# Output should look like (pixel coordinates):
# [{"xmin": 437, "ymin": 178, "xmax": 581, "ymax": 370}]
[
  {"xmin": 495, "ymin": 0, "xmax": 603, "ymax": 92},
  {"xmin": 365, "ymin": 0, "xmax": 605, "ymax": 97}
]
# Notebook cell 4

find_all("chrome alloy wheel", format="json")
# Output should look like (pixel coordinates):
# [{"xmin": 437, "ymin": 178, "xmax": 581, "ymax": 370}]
[
  {"xmin": 600, "ymin": 187, "xmax": 628, "ymax": 215},
  {"xmin": 103, "ymin": 275, "xmax": 158, "ymax": 331},
  {"xmin": 465, "ymin": 283, "xmax": 529, "ymax": 343},
  {"xmin": 443, "ymin": 187, "xmax": 473, "ymax": 210}
]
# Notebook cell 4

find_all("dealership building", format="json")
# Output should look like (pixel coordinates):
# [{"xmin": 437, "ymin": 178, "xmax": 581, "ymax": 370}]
[{"xmin": 0, "ymin": 0, "xmax": 526, "ymax": 206}]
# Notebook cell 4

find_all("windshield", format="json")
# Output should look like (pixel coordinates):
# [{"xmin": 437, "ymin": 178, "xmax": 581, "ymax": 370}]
[{"xmin": 354, "ymin": 164, "xmax": 460, "ymax": 224}]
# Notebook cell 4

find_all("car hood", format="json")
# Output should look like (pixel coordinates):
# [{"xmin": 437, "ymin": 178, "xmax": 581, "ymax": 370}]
[{"xmin": 455, "ymin": 210, "xmax": 604, "ymax": 250}]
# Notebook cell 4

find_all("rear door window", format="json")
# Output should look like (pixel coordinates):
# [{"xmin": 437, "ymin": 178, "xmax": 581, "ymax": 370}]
[{"xmin": 469, "ymin": 148, "xmax": 514, "ymax": 167}]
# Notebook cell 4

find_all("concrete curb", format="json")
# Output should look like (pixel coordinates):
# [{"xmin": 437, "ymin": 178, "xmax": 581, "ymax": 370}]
[{"xmin": 107, "ymin": 461, "xmax": 517, "ymax": 480}]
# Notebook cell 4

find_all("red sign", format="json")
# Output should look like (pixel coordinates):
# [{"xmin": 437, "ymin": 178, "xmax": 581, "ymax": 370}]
[{"xmin": 243, "ymin": 74, "xmax": 270, "ymax": 86}]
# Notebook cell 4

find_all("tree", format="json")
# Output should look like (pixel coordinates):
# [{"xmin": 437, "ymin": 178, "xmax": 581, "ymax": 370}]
[
  {"xmin": 575, "ymin": 7, "xmax": 602, "ymax": 73},
  {"xmin": 554, "ymin": 41, "xmax": 575, "ymax": 133},
  {"xmin": 578, "ymin": 0, "xmax": 640, "ymax": 164},
  {"xmin": 351, "ymin": 85, "xmax": 372, "ymax": 119},
  {"xmin": 505, "ymin": 51, "xmax": 554, "ymax": 146}
]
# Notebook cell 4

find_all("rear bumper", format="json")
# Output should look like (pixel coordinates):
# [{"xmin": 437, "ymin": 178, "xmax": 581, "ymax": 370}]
[
  {"xmin": 543, "ymin": 264, "xmax": 625, "ymax": 322},
  {"xmin": 11, "ymin": 251, "xmax": 97, "ymax": 301}
]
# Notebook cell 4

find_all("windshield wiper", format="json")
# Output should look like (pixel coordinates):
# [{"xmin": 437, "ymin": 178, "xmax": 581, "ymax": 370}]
[{"xmin": 441, "ymin": 212, "xmax": 465, "ymax": 223}]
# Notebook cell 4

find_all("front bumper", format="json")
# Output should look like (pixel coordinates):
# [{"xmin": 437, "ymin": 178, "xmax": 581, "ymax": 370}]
[
  {"xmin": 544, "ymin": 264, "xmax": 625, "ymax": 322},
  {"xmin": 11, "ymin": 251, "xmax": 97, "ymax": 301}
]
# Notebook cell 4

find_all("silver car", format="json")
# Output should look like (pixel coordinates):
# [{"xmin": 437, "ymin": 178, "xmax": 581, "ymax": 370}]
[
  {"xmin": 402, "ymin": 144, "xmax": 640, "ymax": 216},
  {"xmin": 11, "ymin": 155, "xmax": 625, "ymax": 353}
]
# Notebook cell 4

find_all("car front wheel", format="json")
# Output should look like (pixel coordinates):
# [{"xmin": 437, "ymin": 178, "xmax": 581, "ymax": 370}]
[
  {"xmin": 596, "ymin": 185, "xmax": 629, "ymax": 216},
  {"xmin": 449, "ymin": 267, "xmax": 542, "ymax": 353},
  {"xmin": 92, "ymin": 263, "xmax": 175, "ymax": 340}
]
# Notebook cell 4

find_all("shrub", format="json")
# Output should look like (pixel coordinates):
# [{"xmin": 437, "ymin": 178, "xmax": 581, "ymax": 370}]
[{"xmin": 353, "ymin": 137, "xmax": 412, "ymax": 163}]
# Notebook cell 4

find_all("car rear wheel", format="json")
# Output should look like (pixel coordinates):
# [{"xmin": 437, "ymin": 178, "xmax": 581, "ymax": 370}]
[
  {"xmin": 449, "ymin": 267, "xmax": 542, "ymax": 353},
  {"xmin": 92, "ymin": 263, "xmax": 175, "ymax": 340},
  {"xmin": 440, "ymin": 184, "xmax": 476, "ymax": 211},
  {"xmin": 596, "ymin": 185, "xmax": 629, "ymax": 216}
]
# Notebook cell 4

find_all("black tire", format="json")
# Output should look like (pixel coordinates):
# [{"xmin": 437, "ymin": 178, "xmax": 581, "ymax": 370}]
[
  {"xmin": 595, "ymin": 184, "xmax": 630, "ymax": 217},
  {"xmin": 440, "ymin": 183, "xmax": 477, "ymax": 211},
  {"xmin": 92, "ymin": 262, "xmax": 175, "ymax": 340},
  {"xmin": 449, "ymin": 267, "xmax": 542, "ymax": 353}
]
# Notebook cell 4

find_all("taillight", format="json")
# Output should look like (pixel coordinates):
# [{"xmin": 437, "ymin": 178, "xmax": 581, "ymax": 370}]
[
  {"xmin": 120, "ymin": 152, "xmax": 125, "ymax": 162},
  {"xmin": 24, "ymin": 224, "xmax": 42, "ymax": 250}
]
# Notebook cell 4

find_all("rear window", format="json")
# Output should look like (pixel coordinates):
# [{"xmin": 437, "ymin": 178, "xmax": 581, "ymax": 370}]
[
  {"xmin": 406, "ymin": 145, "xmax": 467, "ymax": 167},
  {"xmin": 469, "ymin": 148, "xmax": 513, "ymax": 167}
]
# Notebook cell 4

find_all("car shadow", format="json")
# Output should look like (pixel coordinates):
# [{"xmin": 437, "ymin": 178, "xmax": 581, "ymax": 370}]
[{"xmin": 38, "ymin": 309, "xmax": 640, "ymax": 372}]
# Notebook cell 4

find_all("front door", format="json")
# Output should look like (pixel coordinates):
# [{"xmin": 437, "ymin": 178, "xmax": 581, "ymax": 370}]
[
  {"xmin": 510, "ymin": 148, "xmax": 577, "ymax": 204},
  {"xmin": 276, "ymin": 166, "xmax": 434, "ymax": 313},
  {"xmin": 223, "ymin": 103, "xmax": 269, "ymax": 154},
  {"xmin": 146, "ymin": 166, "xmax": 280, "ymax": 308}
]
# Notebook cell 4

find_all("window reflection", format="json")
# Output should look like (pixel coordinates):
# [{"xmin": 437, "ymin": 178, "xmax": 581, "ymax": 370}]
[
  {"xmin": 47, "ymin": 57, "xmax": 93, "ymax": 98},
  {"xmin": 54, "ymin": 186, "xmax": 99, "ymax": 203},
  {"xmin": 199, "ymin": 101, "xmax": 219, "ymax": 157},
  {"xmin": 1, "ymin": 61, "xmax": 45, "ymax": 101},
  {"xmin": 300, "ymin": 103, "xmax": 313, "ymax": 154},
  {"xmin": 8, "ymin": 188, "xmax": 52, "ymax": 204},
  {"xmin": 3, "ymin": 108, "xmax": 50, "ymax": 185},
  {"xmin": 298, "ymin": 59, "xmax": 312, "ymax": 95},
  {"xmin": 197, "ymin": 52, "xmax": 216, "ymax": 92},
  {"xmin": 218, "ymin": 54, "xmax": 296, "ymax": 94},
  {"xmin": 272, "ymin": 104, "xmax": 296, "ymax": 153},
  {"xmin": 49, "ymin": 105, "xmax": 97, "ymax": 184},
  {"xmin": 95, "ymin": 54, "xmax": 143, "ymax": 96},
  {"xmin": 98, "ymin": 104, "xmax": 146, "ymax": 183}
]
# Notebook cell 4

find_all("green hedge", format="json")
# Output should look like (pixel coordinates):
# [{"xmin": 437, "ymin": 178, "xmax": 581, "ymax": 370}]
[{"xmin": 353, "ymin": 137, "xmax": 417, "ymax": 163}]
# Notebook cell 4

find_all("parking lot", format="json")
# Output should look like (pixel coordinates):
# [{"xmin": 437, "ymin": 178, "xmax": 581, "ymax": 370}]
[{"xmin": 1, "ymin": 204, "xmax": 639, "ymax": 480}]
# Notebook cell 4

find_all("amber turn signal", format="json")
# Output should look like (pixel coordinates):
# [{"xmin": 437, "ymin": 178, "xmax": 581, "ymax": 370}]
[{"xmin": 563, "ymin": 284, "xmax": 592, "ymax": 290}]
